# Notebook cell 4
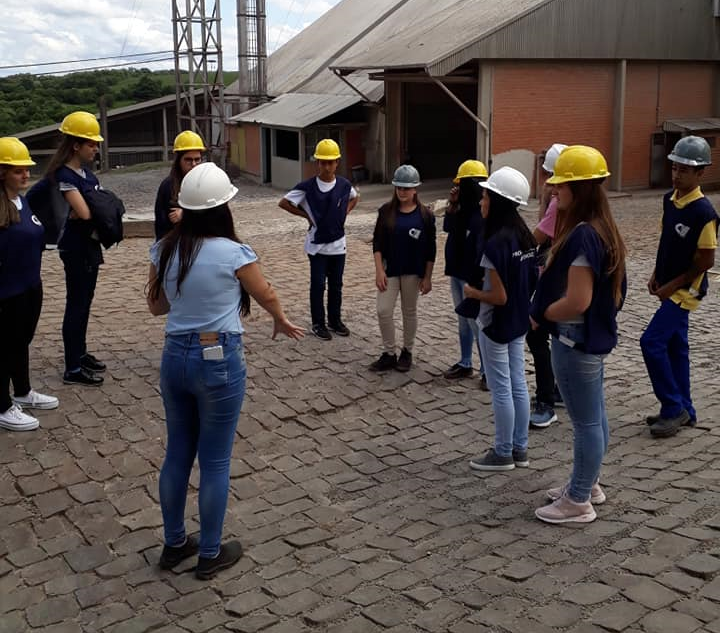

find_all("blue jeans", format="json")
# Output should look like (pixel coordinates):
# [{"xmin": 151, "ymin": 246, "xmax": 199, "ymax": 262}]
[
  {"xmin": 479, "ymin": 332, "xmax": 529, "ymax": 457},
  {"xmin": 640, "ymin": 299, "xmax": 693, "ymax": 420},
  {"xmin": 159, "ymin": 332, "xmax": 246, "ymax": 558},
  {"xmin": 450, "ymin": 276, "xmax": 483, "ymax": 371},
  {"xmin": 308, "ymin": 253, "xmax": 345, "ymax": 327},
  {"xmin": 552, "ymin": 323, "xmax": 609, "ymax": 503}
]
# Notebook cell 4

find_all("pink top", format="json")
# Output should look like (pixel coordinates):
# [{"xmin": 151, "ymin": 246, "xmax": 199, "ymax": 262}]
[{"xmin": 536, "ymin": 196, "xmax": 558, "ymax": 239}]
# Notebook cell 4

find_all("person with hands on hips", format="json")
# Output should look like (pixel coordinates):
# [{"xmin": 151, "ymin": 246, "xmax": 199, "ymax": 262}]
[
  {"xmin": 154, "ymin": 130, "xmax": 206, "ymax": 240},
  {"xmin": 278, "ymin": 139, "xmax": 358, "ymax": 340},
  {"xmin": 0, "ymin": 138, "xmax": 59, "ymax": 431},
  {"xmin": 369, "ymin": 165, "xmax": 436, "ymax": 373},
  {"xmin": 147, "ymin": 162, "xmax": 304, "ymax": 580},
  {"xmin": 641, "ymin": 136, "xmax": 718, "ymax": 438},
  {"xmin": 465, "ymin": 167, "xmax": 536, "ymax": 472}
]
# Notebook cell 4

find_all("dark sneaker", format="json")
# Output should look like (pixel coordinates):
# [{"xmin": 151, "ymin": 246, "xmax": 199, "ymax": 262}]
[
  {"xmin": 63, "ymin": 368, "xmax": 104, "ymax": 386},
  {"xmin": 311, "ymin": 324, "xmax": 332, "ymax": 340},
  {"xmin": 80, "ymin": 353, "xmax": 106, "ymax": 373},
  {"xmin": 512, "ymin": 448, "xmax": 529, "ymax": 468},
  {"xmin": 530, "ymin": 401, "xmax": 558, "ymax": 429},
  {"xmin": 443, "ymin": 363, "xmax": 473, "ymax": 379},
  {"xmin": 329, "ymin": 321, "xmax": 350, "ymax": 336},
  {"xmin": 646, "ymin": 412, "xmax": 696, "ymax": 427},
  {"xmin": 553, "ymin": 385, "xmax": 565, "ymax": 408},
  {"xmin": 159, "ymin": 535, "xmax": 198, "ymax": 570},
  {"xmin": 479, "ymin": 374, "xmax": 489, "ymax": 392},
  {"xmin": 369, "ymin": 352, "xmax": 397, "ymax": 372},
  {"xmin": 196, "ymin": 540, "xmax": 243, "ymax": 580},
  {"xmin": 469, "ymin": 448, "xmax": 515, "ymax": 471},
  {"xmin": 396, "ymin": 348, "xmax": 412, "ymax": 372},
  {"xmin": 650, "ymin": 410, "xmax": 691, "ymax": 438}
]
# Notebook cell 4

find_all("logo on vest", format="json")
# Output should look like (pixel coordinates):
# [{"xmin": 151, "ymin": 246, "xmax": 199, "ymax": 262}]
[
  {"xmin": 675, "ymin": 223, "xmax": 690, "ymax": 238},
  {"xmin": 408, "ymin": 228, "xmax": 421, "ymax": 240},
  {"xmin": 31, "ymin": 215, "xmax": 43, "ymax": 227}
]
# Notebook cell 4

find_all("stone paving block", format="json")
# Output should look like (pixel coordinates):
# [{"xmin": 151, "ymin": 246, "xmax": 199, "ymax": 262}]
[
  {"xmin": 284, "ymin": 527, "xmax": 333, "ymax": 547},
  {"xmin": 17, "ymin": 473, "xmax": 58, "ymax": 496},
  {"xmin": 26, "ymin": 595, "xmax": 80, "ymax": 628},
  {"xmin": 641, "ymin": 608, "xmax": 703, "ymax": 633},
  {"xmin": 224, "ymin": 612, "xmax": 279, "ymax": 632},
  {"xmin": 562, "ymin": 582, "xmax": 618, "ymax": 605},
  {"xmin": 0, "ymin": 612, "xmax": 26, "ymax": 633},
  {"xmin": 673, "ymin": 598, "xmax": 720, "ymax": 623},
  {"xmin": 303, "ymin": 600, "xmax": 354, "ymax": 625},
  {"xmin": 678, "ymin": 554, "xmax": 720, "ymax": 579},
  {"xmin": 326, "ymin": 615, "xmax": 382, "ymax": 633},
  {"xmin": 178, "ymin": 608, "xmax": 232, "ymax": 633},
  {"xmin": 7, "ymin": 545, "xmax": 48, "ymax": 568},
  {"xmin": 107, "ymin": 611, "xmax": 169, "ymax": 633},
  {"xmin": 530, "ymin": 601, "xmax": 583, "ymax": 628},
  {"xmin": 621, "ymin": 554, "xmax": 674, "ymax": 576},
  {"xmin": 167, "ymin": 588, "xmax": 221, "ymax": 617},
  {"xmin": 700, "ymin": 577, "xmax": 720, "ymax": 602},
  {"xmin": 621, "ymin": 578, "xmax": 680, "ymax": 609},
  {"xmin": 268, "ymin": 588, "xmax": 323, "ymax": 616},
  {"xmin": 347, "ymin": 585, "xmax": 391, "ymax": 606},
  {"xmin": 76, "ymin": 577, "xmax": 127, "ymax": 608},
  {"xmin": 225, "ymin": 590, "xmax": 274, "ymax": 617},
  {"xmin": 413, "ymin": 598, "xmax": 468, "ymax": 631},
  {"xmin": 657, "ymin": 571, "xmax": 706, "ymax": 594}
]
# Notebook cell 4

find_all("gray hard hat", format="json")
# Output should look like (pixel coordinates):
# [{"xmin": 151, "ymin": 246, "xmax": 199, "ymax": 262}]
[
  {"xmin": 668, "ymin": 135, "xmax": 712, "ymax": 167},
  {"xmin": 391, "ymin": 164, "xmax": 421, "ymax": 187}
]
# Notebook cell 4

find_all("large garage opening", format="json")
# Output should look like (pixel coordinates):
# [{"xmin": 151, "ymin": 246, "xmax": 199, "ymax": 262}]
[{"xmin": 404, "ymin": 80, "xmax": 477, "ymax": 180}]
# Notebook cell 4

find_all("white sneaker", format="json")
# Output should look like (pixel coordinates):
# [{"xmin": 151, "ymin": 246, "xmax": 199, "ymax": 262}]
[
  {"xmin": 13, "ymin": 390, "xmax": 59, "ymax": 410},
  {"xmin": 0, "ymin": 405, "xmax": 39, "ymax": 431}
]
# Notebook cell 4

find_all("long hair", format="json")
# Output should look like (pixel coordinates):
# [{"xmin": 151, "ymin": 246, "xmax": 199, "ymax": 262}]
[
  {"xmin": 168, "ymin": 151, "xmax": 188, "ymax": 204},
  {"xmin": 378, "ymin": 189, "xmax": 430, "ymax": 235},
  {"xmin": 483, "ymin": 190, "xmax": 535, "ymax": 251},
  {"xmin": 0, "ymin": 166, "xmax": 21, "ymax": 228},
  {"xmin": 45, "ymin": 135, "xmax": 86, "ymax": 182},
  {"xmin": 457, "ymin": 177, "xmax": 484, "ymax": 216},
  {"xmin": 548, "ymin": 179, "xmax": 626, "ymax": 306},
  {"xmin": 148, "ymin": 203, "xmax": 251, "ymax": 316}
]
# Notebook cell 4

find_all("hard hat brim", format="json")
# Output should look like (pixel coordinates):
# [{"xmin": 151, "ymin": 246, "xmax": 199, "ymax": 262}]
[
  {"xmin": 546, "ymin": 171, "xmax": 611, "ymax": 184},
  {"xmin": 479, "ymin": 180, "xmax": 528, "ymax": 206},
  {"xmin": 391, "ymin": 180, "xmax": 421, "ymax": 188},
  {"xmin": 667, "ymin": 153, "xmax": 711, "ymax": 167},
  {"xmin": 181, "ymin": 185, "xmax": 239, "ymax": 211}
]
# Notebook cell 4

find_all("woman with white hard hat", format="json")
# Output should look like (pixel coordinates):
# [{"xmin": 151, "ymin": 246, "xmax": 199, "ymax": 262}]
[
  {"xmin": 154, "ymin": 130, "xmax": 206, "ymax": 240},
  {"xmin": 531, "ymin": 145, "xmax": 626, "ymax": 524},
  {"xmin": 369, "ymin": 164, "xmax": 436, "ymax": 373},
  {"xmin": 464, "ymin": 166, "xmax": 536, "ymax": 472},
  {"xmin": 147, "ymin": 162, "xmax": 304, "ymax": 579},
  {"xmin": 0, "ymin": 138, "xmax": 59, "ymax": 431}
]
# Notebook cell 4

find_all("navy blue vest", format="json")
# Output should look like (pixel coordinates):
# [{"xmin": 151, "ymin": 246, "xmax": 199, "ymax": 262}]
[
  {"xmin": 0, "ymin": 196, "xmax": 45, "ymax": 300},
  {"xmin": 55, "ymin": 166, "xmax": 103, "ymax": 265},
  {"xmin": 482, "ymin": 228, "xmax": 537, "ymax": 344},
  {"xmin": 294, "ymin": 177, "xmax": 352, "ymax": 244},
  {"xmin": 531, "ymin": 223, "xmax": 625, "ymax": 355},
  {"xmin": 655, "ymin": 193, "xmax": 718, "ymax": 300}
]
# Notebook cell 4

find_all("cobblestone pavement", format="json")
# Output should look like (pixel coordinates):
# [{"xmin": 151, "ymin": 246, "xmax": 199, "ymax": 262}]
[{"xmin": 2, "ymin": 187, "xmax": 720, "ymax": 633}]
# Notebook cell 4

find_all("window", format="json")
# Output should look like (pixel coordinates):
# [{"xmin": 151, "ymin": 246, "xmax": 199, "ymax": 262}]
[
  {"xmin": 304, "ymin": 128, "xmax": 342, "ymax": 162},
  {"xmin": 274, "ymin": 129, "xmax": 299, "ymax": 160}
]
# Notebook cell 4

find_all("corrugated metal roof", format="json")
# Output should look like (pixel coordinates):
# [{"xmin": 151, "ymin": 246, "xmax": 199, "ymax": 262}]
[
  {"xmin": 664, "ymin": 118, "xmax": 720, "ymax": 133},
  {"xmin": 228, "ymin": 93, "xmax": 362, "ymax": 128}
]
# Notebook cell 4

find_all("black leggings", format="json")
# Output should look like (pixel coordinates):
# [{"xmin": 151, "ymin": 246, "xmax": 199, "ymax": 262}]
[
  {"xmin": 0, "ymin": 284, "xmax": 43, "ymax": 412},
  {"xmin": 526, "ymin": 323, "xmax": 556, "ymax": 406}
]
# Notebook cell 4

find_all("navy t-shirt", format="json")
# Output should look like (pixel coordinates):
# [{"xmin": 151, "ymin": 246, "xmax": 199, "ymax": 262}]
[
  {"xmin": 380, "ymin": 207, "xmax": 436, "ymax": 278},
  {"xmin": 530, "ymin": 223, "xmax": 625, "ymax": 354},
  {"xmin": 0, "ymin": 196, "xmax": 45, "ymax": 300}
]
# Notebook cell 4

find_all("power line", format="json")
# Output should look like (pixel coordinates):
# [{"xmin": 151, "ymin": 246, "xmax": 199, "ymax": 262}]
[
  {"xmin": 120, "ymin": 0, "xmax": 143, "ymax": 57},
  {"xmin": 33, "ymin": 56, "xmax": 176, "ymax": 76},
  {"xmin": 0, "ymin": 50, "xmax": 174, "ymax": 71}
]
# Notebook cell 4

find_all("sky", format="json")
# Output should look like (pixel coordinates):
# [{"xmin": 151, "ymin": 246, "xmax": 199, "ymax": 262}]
[{"xmin": 0, "ymin": 0, "xmax": 340, "ymax": 77}]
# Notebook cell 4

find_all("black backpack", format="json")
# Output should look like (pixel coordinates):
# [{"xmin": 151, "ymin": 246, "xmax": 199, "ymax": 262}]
[{"xmin": 26, "ymin": 177, "xmax": 69, "ymax": 249}]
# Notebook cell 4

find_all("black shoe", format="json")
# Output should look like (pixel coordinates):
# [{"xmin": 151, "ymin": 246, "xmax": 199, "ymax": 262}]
[
  {"xmin": 646, "ymin": 412, "xmax": 696, "ymax": 427},
  {"xmin": 195, "ymin": 540, "xmax": 243, "ymax": 580},
  {"xmin": 396, "ymin": 348, "xmax": 412, "ymax": 372},
  {"xmin": 650, "ymin": 410, "xmax": 691, "ymax": 438},
  {"xmin": 369, "ymin": 352, "xmax": 397, "ymax": 372},
  {"xmin": 469, "ymin": 448, "xmax": 515, "ymax": 471},
  {"xmin": 80, "ymin": 353, "xmax": 106, "ymax": 373},
  {"xmin": 328, "ymin": 321, "xmax": 350, "ymax": 336},
  {"xmin": 443, "ymin": 363, "xmax": 473, "ymax": 379},
  {"xmin": 159, "ymin": 535, "xmax": 198, "ymax": 570},
  {"xmin": 63, "ymin": 368, "xmax": 104, "ymax": 386},
  {"xmin": 311, "ymin": 324, "xmax": 332, "ymax": 341},
  {"xmin": 512, "ymin": 448, "xmax": 529, "ymax": 468}
]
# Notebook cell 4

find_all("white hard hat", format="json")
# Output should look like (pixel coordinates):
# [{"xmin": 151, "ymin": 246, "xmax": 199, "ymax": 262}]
[
  {"xmin": 480, "ymin": 166, "xmax": 530, "ymax": 206},
  {"xmin": 178, "ymin": 162, "xmax": 238, "ymax": 211},
  {"xmin": 542, "ymin": 143, "xmax": 568, "ymax": 174}
]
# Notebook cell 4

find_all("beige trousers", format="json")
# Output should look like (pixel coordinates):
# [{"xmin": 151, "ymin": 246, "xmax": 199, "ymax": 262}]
[{"xmin": 376, "ymin": 275, "xmax": 420, "ymax": 353}]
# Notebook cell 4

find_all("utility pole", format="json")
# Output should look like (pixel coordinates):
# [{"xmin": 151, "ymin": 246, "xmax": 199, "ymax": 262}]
[
  {"xmin": 98, "ymin": 95, "xmax": 109, "ymax": 172},
  {"xmin": 172, "ymin": 0, "xmax": 227, "ymax": 166}
]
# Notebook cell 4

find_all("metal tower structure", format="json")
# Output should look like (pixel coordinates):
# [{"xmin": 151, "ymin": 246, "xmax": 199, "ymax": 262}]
[
  {"xmin": 172, "ymin": 0, "xmax": 226, "ymax": 163},
  {"xmin": 235, "ymin": 0, "xmax": 268, "ymax": 113}
]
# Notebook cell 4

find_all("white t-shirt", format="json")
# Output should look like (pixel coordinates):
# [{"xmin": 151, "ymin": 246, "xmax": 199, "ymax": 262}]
[{"xmin": 284, "ymin": 177, "xmax": 358, "ymax": 256}]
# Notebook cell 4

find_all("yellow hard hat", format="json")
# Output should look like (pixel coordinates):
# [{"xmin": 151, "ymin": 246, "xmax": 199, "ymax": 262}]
[
  {"xmin": 173, "ymin": 130, "xmax": 206, "ymax": 153},
  {"xmin": 314, "ymin": 139, "xmax": 341, "ymax": 160},
  {"xmin": 0, "ymin": 137, "xmax": 36, "ymax": 166},
  {"xmin": 453, "ymin": 159, "xmax": 488, "ymax": 184},
  {"xmin": 546, "ymin": 145, "xmax": 610, "ymax": 184},
  {"xmin": 59, "ymin": 111, "xmax": 104, "ymax": 142}
]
